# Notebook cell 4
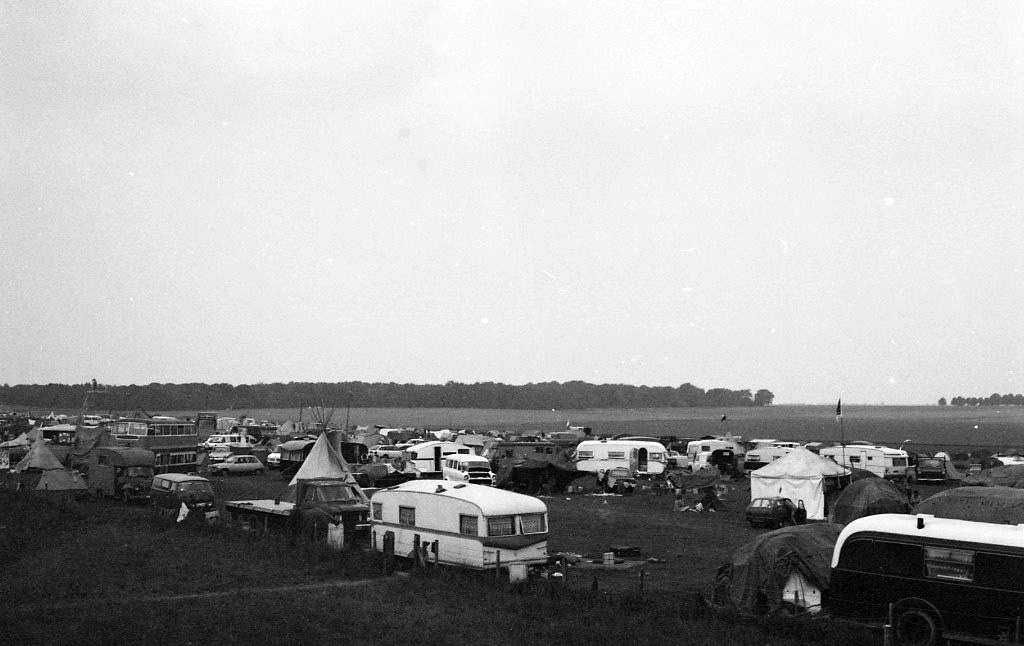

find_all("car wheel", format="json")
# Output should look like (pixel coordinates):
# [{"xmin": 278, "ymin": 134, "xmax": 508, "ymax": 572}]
[
  {"xmin": 893, "ymin": 606, "xmax": 940, "ymax": 646},
  {"xmin": 253, "ymin": 469, "xmax": 263, "ymax": 476}
]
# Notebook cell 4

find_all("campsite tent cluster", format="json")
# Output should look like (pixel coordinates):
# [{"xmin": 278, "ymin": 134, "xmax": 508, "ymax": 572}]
[
  {"xmin": 715, "ymin": 453, "xmax": 1024, "ymax": 617},
  {"xmin": 0, "ymin": 435, "xmax": 87, "ymax": 501}
]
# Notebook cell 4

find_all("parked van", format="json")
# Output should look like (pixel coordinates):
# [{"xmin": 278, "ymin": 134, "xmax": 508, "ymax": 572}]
[
  {"xmin": 370, "ymin": 480, "xmax": 548, "ymax": 570},
  {"xmin": 831, "ymin": 513, "xmax": 1024, "ymax": 646},
  {"xmin": 819, "ymin": 443, "xmax": 909, "ymax": 480},
  {"xmin": 86, "ymin": 447, "xmax": 155, "ymax": 503},
  {"xmin": 403, "ymin": 441, "xmax": 471, "ymax": 479},
  {"xmin": 574, "ymin": 439, "xmax": 667, "ymax": 476},
  {"xmin": 150, "ymin": 473, "xmax": 215, "ymax": 515},
  {"xmin": 198, "ymin": 433, "xmax": 256, "ymax": 452},
  {"xmin": 442, "ymin": 454, "xmax": 495, "ymax": 486}
]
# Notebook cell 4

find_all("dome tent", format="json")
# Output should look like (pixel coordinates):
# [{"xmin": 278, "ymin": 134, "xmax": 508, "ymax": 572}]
[
  {"xmin": 827, "ymin": 477, "xmax": 910, "ymax": 525},
  {"xmin": 750, "ymin": 447, "xmax": 850, "ymax": 520}
]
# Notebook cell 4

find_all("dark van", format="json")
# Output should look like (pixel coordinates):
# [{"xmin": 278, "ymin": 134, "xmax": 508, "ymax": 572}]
[
  {"xmin": 86, "ymin": 447, "xmax": 155, "ymax": 503},
  {"xmin": 150, "ymin": 473, "xmax": 215, "ymax": 517},
  {"xmin": 831, "ymin": 513, "xmax": 1024, "ymax": 646}
]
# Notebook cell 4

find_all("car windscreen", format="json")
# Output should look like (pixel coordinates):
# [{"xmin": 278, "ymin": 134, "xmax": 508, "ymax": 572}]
[
  {"xmin": 180, "ymin": 481, "xmax": 213, "ymax": 495},
  {"xmin": 314, "ymin": 484, "xmax": 356, "ymax": 501}
]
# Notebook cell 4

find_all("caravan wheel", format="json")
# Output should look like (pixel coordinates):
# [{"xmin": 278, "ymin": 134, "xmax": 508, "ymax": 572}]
[{"xmin": 893, "ymin": 606, "xmax": 940, "ymax": 646}]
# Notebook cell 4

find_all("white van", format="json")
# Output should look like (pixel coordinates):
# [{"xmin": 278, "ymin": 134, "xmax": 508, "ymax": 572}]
[
  {"xmin": 744, "ymin": 441, "xmax": 799, "ymax": 471},
  {"xmin": 402, "ymin": 440, "xmax": 471, "ymax": 479},
  {"xmin": 819, "ymin": 443, "xmax": 909, "ymax": 480},
  {"xmin": 198, "ymin": 433, "xmax": 256, "ymax": 451},
  {"xmin": 573, "ymin": 439, "xmax": 667, "ymax": 475},
  {"xmin": 442, "ymin": 454, "xmax": 495, "ymax": 486},
  {"xmin": 370, "ymin": 480, "xmax": 548, "ymax": 570}
]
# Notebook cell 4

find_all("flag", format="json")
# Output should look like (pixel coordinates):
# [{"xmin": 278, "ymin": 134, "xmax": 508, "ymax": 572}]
[
  {"xmin": 720, "ymin": 414, "xmax": 727, "ymax": 422},
  {"xmin": 835, "ymin": 399, "xmax": 843, "ymax": 421}
]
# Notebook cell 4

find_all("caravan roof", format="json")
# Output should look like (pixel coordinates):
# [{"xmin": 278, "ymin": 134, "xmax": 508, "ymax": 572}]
[{"xmin": 379, "ymin": 480, "xmax": 546, "ymax": 517}]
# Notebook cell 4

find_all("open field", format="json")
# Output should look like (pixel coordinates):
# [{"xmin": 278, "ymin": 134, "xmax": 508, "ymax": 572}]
[
  {"xmin": 2, "ymin": 465, "xmax": 950, "ymax": 645},
  {"xmin": 0, "ymin": 405, "xmax": 998, "ymax": 644}
]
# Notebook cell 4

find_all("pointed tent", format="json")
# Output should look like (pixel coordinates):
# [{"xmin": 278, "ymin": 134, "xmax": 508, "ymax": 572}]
[
  {"xmin": 2, "ymin": 438, "xmax": 88, "ymax": 499},
  {"xmin": 283, "ymin": 433, "xmax": 368, "ymax": 504},
  {"xmin": 750, "ymin": 447, "xmax": 850, "ymax": 520}
]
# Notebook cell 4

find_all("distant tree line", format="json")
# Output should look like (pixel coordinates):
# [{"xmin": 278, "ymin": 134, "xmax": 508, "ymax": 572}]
[
  {"xmin": 939, "ymin": 394, "xmax": 1024, "ymax": 407},
  {"xmin": 0, "ymin": 381, "xmax": 775, "ymax": 412}
]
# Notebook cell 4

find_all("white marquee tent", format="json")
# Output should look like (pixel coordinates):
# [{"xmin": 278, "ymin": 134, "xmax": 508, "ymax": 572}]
[{"xmin": 749, "ymin": 447, "xmax": 850, "ymax": 520}]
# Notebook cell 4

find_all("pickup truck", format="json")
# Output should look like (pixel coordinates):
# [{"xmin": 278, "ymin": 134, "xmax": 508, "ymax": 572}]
[{"xmin": 223, "ymin": 477, "xmax": 369, "ymax": 542}]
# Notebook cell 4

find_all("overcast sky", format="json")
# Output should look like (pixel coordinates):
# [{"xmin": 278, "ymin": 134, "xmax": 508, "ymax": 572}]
[{"xmin": 3, "ymin": 2, "xmax": 1023, "ymax": 405}]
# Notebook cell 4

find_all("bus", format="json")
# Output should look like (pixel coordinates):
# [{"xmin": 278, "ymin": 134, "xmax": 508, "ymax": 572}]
[
  {"xmin": 831, "ymin": 513, "xmax": 1024, "ymax": 645},
  {"xmin": 108, "ymin": 417, "xmax": 198, "ymax": 474}
]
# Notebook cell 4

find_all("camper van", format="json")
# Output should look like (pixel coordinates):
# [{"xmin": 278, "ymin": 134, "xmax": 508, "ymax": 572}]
[
  {"xmin": 442, "ymin": 454, "xmax": 495, "ymax": 486},
  {"xmin": 86, "ymin": 447, "xmax": 155, "ymax": 502},
  {"xmin": 686, "ymin": 437, "xmax": 745, "ymax": 472},
  {"xmin": 370, "ymin": 480, "xmax": 548, "ymax": 570},
  {"xmin": 819, "ymin": 443, "xmax": 909, "ymax": 480},
  {"xmin": 403, "ymin": 441, "xmax": 471, "ymax": 479},
  {"xmin": 573, "ymin": 439, "xmax": 667, "ymax": 476},
  {"xmin": 831, "ymin": 513, "xmax": 1024, "ymax": 646},
  {"xmin": 744, "ymin": 441, "xmax": 799, "ymax": 471}
]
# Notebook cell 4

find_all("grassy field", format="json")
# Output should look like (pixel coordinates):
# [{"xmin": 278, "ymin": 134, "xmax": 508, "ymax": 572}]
[{"xmin": 2, "ymin": 405, "xmax": 1003, "ymax": 644}]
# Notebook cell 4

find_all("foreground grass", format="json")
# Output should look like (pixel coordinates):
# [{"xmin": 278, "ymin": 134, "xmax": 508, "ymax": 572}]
[{"xmin": 1, "ymin": 493, "xmax": 877, "ymax": 646}]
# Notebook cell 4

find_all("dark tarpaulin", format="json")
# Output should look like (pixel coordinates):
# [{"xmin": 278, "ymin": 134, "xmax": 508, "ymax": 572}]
[
  {"xmin": 713, "ymin": 523, "xmax": 842, "ymax": 616},
  {"xmin": 828, "ymin": 478, "xmax": 911, "ymax": 525},
  {"xmin": 914, "ymin": 486, "xmax": 1024, "ymax": 524},
  {"xmin": 962, "ymin": 464, "xmax": 1024, "ymax": 488},
  {"xmin": 494, "ymin": 456, "xmax": 580, "ymax": 494}
]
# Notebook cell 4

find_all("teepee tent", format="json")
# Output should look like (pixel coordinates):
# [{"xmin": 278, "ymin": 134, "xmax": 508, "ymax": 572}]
[
  {"xmin": 1, "ymin": 437, "xmax": 87, "ymax": 500},
  {"xmin": 283, "ymin": 433, "xmax": 368, "ymax": 504},
  {"xmin": 750, "ymin": 447, "xmax": 850, "ymax": 520}
]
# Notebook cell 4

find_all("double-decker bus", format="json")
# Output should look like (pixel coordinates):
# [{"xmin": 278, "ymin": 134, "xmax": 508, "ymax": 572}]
[{"xmin": 108, "ymin": 418, "xmax": 198, "ymax": 474}]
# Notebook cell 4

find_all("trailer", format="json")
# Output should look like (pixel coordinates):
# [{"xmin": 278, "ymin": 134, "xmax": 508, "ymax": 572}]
[
  {"xmin": 819, "ymin": 443, "xmax": 909, "ymax": 480},
  {"xmin": 370, "ymin": 480, "xmax": 548, "ymax": 570},
  {"xmin": 573, "ymin": 439, "xmax": 667, "ymax": 475},
  {"xmin": 403, "ymin": 440, "xmax": 471, "ymax": 479}
]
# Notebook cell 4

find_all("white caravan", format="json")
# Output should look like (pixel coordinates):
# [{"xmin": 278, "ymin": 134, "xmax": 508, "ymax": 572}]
[
  {"xmin": 819, "ymin": 443, "xmax": 909, "ymax": 480},
  {"xmin": 686, "ymin": 437, "xmax": 745, "ymax": 471},
  {"xmin": 442, "ymin": 453, "xmax": 495, "ymax": 486},
  {"xmin": 369, "ymin": 480, "xmax": 548, "ymax": 570},
  {"xmin": 573, "ymin": 439, "xmax": 667, "ymax": 476},
  {"xmin": 743, "ymin": 441, "xmax": 800, "ymax": 471},
  {"xmin": 402, "ymin": 440, "xmax": 472, "ymax": 479}
]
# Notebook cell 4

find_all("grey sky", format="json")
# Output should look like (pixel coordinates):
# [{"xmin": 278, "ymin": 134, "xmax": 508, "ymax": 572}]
[{"xmin": 3, "ymin": 2, "xmax": 1023, "ymax": 405}]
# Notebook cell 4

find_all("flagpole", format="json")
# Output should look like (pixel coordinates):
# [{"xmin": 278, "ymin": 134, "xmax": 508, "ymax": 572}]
[{"xmin": 836, "ymin": 399, "xmax": 845, "ymax": 467}]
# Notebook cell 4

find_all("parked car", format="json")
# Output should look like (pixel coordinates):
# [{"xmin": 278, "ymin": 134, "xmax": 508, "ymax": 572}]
[
  {"xmin": 150, "ymin": 473, "xmax": 215, "ymax": 515},
  {"xmin": 207, "ymin": 446, "xmax": 233, "ymax": 463},
  {"xmin": 745, "ymin": 496, "xmax": 804, "ymax": 529},
  {"xmin": 666, "ymin": 450, "xmax": 689, "ymax": 470},
  {"xmin": 209, "ymin": 455, "xmax": 264, "ymax": 476},
  {"xmin": 266, "ymin": 450, "xmax": 281, "ymax": 469},
  {"xmin": 370, "ymin": 444, "xmax": 405, "ymax": 460}
]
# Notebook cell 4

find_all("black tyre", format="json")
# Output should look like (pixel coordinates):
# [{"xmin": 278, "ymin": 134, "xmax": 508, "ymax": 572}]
[
  {"xmin": 253, "ymin": 469, "xmax": 263, "ymax": 476},
  {"xmin": 894, "ymin": 607, "xmax": 939, "ymax": 646}
]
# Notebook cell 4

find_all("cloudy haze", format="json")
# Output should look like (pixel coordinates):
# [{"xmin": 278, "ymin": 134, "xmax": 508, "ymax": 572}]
[{"xmin": 3, "ymin": 2, "xmax": 1023, "ymax": 405}]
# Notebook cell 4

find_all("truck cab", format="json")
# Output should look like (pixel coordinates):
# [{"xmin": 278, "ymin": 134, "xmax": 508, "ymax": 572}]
[{"xmin": 294, "ymin": 478, "xmax": 370, "ymax": 539}]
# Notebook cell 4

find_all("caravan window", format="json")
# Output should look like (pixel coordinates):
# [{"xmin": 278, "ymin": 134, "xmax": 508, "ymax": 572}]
[
  {"xmin": 839, "ymin": 538, "xmax": 921, "ymax": 577},
  {"xmin": 372, "ymin": 502, "xmax": 382, "ymax": 520},
  {"xmin": 399, "ymin": 506, "xmax": 415, "ymax": 526},
  {"xmin": 487, "ymin": 516, "xmax": 515, "ymax": 537},
  {"xmin": 925, "ymin": 546, "xmax": 974, "ymax": 582},
  {"xmin": 520, "ymin": 513, "xmax": 546, "ymax": 534},
  {"xmin": 608, "ymin": 451, "xmax": 625, "ymax": 459},
  {"xmin": 459, "ymin": 515, "xmax": 478, "ymax": 535},
  {"xmin": 576, "ymin": 450, "xmax": 593, "ymax": 459}
]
